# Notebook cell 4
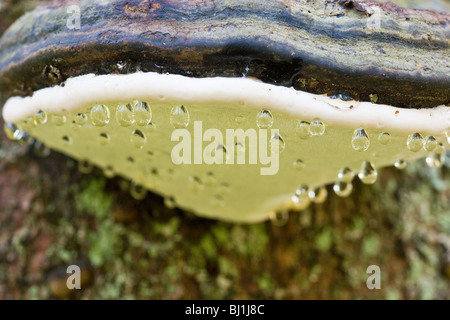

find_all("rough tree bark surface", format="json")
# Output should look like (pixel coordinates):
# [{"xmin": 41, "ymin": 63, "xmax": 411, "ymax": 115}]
[{"xmin": 0, "ymin": 0, "xmax": 449, "ymax": 300}]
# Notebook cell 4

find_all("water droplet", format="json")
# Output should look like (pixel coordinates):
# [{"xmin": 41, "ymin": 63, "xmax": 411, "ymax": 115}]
[
  {"xmin": 103, "ymin": 166, "xmax": 115, "ymax": 179},
  {"xmin": 52, "ymin": 114, "xmax": 66, "ymax": 126},
  {"xmin": 134, "ymin": 101, "xmax": 152, "ymax": 126},
  {"xmin": 98, "ymin": 133, "xmax": 111, "ymax": 146},
  {"xmin": 214, "ymin": 145, "xmax": 229, "ymax": 163},
  {"xmin": 310, "ymin": 120, "xmax": 325, "ymax": 136},
  {"xmin": 33, "ymin": 141, "xmax": 51, "ymax": 158},
  {"xmin": 296, "ymin": 121, "xmax": 311, "ymax": 139},
  {"xmin": 378, "ymin": 132, "xmax": 391, "ymax": 145},
  {"xmin": 423, "ymin": 136, "xmax": 437, "ymax": 152},
  {"xmin": 407, "ymin": 133, "xmax": 423, "ymax": 152},
  {"xmin": 333, "ymin": 181, "xmax": 353, "ymax": 197},
  {"xmin": 164, "ymin": 196, "xmax": 177, "ymax": 209},
  {"xmin": 358, "ymin": 161, "xmax": 377, "ymax": 184},
  {"xmin": 352, "ymin": 128, "xmax": 370, "ymax": 152},
  {"xmin": 235, "ymin": 142, "xmax": 246, "ymax": 155},
  {"xmin": 435, "ymin": 142, "xmax": 445, "ymax": 154},
  {"xmin": 394, "ymin": 159, "xmax": 407, "ymax": 170},
  {"xmin": 34, "ymin": 110, "xmax": 47, "ymax": 125},
  {"xmin": 293, "ymin": 159, "xmax": 305, "ymax": 170},
  {"xmin": 78, "ymin": 160, "xmax": 93, "ymax": 174},
  {"xmin": 337, "ymin": 167, "xmax": 354, "ymax": 182},
  {"xmin": 256, "ymin": 109, "xmax": 273, "ymax": 129},
  {"xmin": 170, "ymin": 105, "xmax": 190, "ymax": 128},
  {"xmin": 90, "ymin": 104, "xmax": 110, "ymax": 127},
  {"xmin": 291, "ymin": 185, "xmax": 310, "ymax": 211},
  {"xmin": 3, "ymin": 123, "xmax": 20, "ymax": 140},
  {"xmin": 202, "ymin": 172, "xmax": 217, "ymax": 186},
  {"xmin": 270, "ymin": 211, "xmax": 289, "ymax": 227},
  {"xmin": 426, "ymin": 152, "xmax": 445, "ymax": 169},
  {"xmin": 188, "ymin": 176, "xmax": 204, "ymax": 193},
  {"xmin": 131, "ymin": 130, "xmax": 147, "ymax": 149},
  {"xmin": 22, "ymin": 118, "xmax": 35, "ymax": 131},
  {"xmin": 62, "ymin": 135, "xmax": 72, "ymax": 146},
  {"xmin": 309, "ymin": 187, "xmax": 328, "ymax": 204},
  {"xmin": 446, "ymin": 130, "xmax": 450, "ymax": 144},
  {"xmin": 130, "ymin": 181, "xmax": 147, "ymax": 200},
  {"xmin": 17, "ymin": 130, "xmax": 32, "ymax": 145},
  {"xmin": 270, "ymin": 133, "xmax": 285, "ymax": 153},
  {"xmin": 116, "ymin": 103, "xmax": 135, "ymax": 127},
  {"xmin": 74, "ymin": 113, "xmax": 88, "ymax": 126}
]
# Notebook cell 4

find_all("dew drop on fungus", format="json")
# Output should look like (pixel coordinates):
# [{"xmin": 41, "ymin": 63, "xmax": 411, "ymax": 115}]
[
  {"xmin": 134, "ymin": 101, "xmax": 152, "ymax": 126},
  {"xmin": 378, "ymin": 132, "xmax": 391, "ymax": 145},
  {"xmin": 256, "ymin": 109, "xmax": 274, "ymax": 129},
  {"xmin": 394, "ymin": 159, "xmax": 407, "ymax": 170},
  {"xmin": 34, "ymin": 110, "xmax": 47, "ymax": 125},
  {"xmin": 98, "ymin": 133, "xmax": 111, "ymax": 146},
  {"xmin": 291, "ymin": 185, "xmax": 310, "ymax": 211},
  {"xmin": 270, "ymin": 133, "xmax": 285, "ymax": 153},
  {"xmin": 33, "ymin": 141, "xmax": 51, "ymax": 158},
  {"xmin": 423, "ymin": 136, "xmax": 437, "ymax": 152},
  {"xmin": 90, "ymin": 104, "xmax": 110, "ymax": 127},
  {"xmin": 214, "ymin": 145, "xmax": 229, "ymax": 163},
  {"xmin": 352, "ymin": 128, "xmax": 370, "ymax": 152},
  {"xmin": 309, "ymin": 186, "xmax": 328, "ymax": 204},
  {"xmin": 293, "ymin": 159, "xmax": 305, "ymax": 170},
  {"xmin": 74, "ymin": 113, "xmax": 88, "ymax": 126},
  {"xmin": 407, "ymin": 133, "xmax": 424, "ymax": 152},
  {"xmin": 131, "ymin": 130, "xmax": 147, "ymax": 149},
  {"xmin": 188, "ymin": 176, "xmax": 204, "ymax": 192},
  {"xmin": 116, "ymin": 103, "xmax": 135, "ymax": 127},
  {"xmin": 426, "ymin": 152, "xmax": 445, "ymax": 169},
  {"xmin": 22, "ymin": 118, "xmax": 35, "ymax": 131},
  {"xmin": 3, "ymin": 123, "xmax": 19, "ymax": 140},
  {"xmin": 164, "ymin": 196, "xmax": 177, "ymax": 209},
  {"xmin": 296, "ymin": 121, "xmax": 311, "ymax": 139},
  {"xmin": 333, "ymin": 180, "xmax": 353, "ymax": 197},
  {"xmin": 337, "ymin": 167, "xmax": 354, "ymax": 183},
  {"xmin": 78, "ymin": 160, "xmax": 93, "ymax": 174},
  {"xmin": 52, "ymin": 114, "xmax": 66, "ymax": 126},
  {"xmin": 130, "ymin": 181, "xmax": 147, "ymax": 200},
  {"xmin": 310, "ymin": 120, "xmax": 325, "ymax": 136},
  {"xmin": 103, "ymin": 166, "xmax": 115, "ymax": 179},
  {"xmin": 204, "ymin": 172, "xmax": 217, "ymax": 186},
  {"xmin": 62, "ymin": 135, "xmax": 72, "ymax": 146},
  {"xmin": 358, "ymin": 161, "xmax": 378, "ymax": 184},
  {"xmin": 270, "ymin": 211, "xmax": 289, "ymax": 227},
  {"xmin": 170, "ymin": 105, "xmax": 190, "ymax": 128}
]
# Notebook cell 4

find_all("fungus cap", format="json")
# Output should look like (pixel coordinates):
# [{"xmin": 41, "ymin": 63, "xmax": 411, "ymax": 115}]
[{"xmin": 1, "ymin": 0, "xmax": 449, "ymax": 222}]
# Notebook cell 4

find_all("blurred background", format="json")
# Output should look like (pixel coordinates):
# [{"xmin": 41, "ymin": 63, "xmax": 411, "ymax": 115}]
[{"xmin": 0, "ymin": 0, "xmax": 449, "ymax": 300}]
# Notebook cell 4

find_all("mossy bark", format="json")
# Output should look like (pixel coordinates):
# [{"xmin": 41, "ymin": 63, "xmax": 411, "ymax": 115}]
[{"xmin": 0, "ymin": 0, "xmax": 449, "ymax": 300}]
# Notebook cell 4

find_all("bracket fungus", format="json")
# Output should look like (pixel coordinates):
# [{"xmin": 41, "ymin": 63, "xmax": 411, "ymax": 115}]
[{"xmin": 0, "ymin": 0, "xmax": 449, "ymax": 222}]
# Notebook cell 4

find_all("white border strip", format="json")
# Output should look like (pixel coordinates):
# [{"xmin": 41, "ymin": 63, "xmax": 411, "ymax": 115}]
[{"xmin": 3, "ymin": 72, "xmax": 449, "ymax": 134}]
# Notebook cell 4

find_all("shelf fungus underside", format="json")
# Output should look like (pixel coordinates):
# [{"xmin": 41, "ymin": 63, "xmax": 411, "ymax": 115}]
[{"xmin": 1, "ymin": 0, "xmax": 449, "ymax": 222}]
